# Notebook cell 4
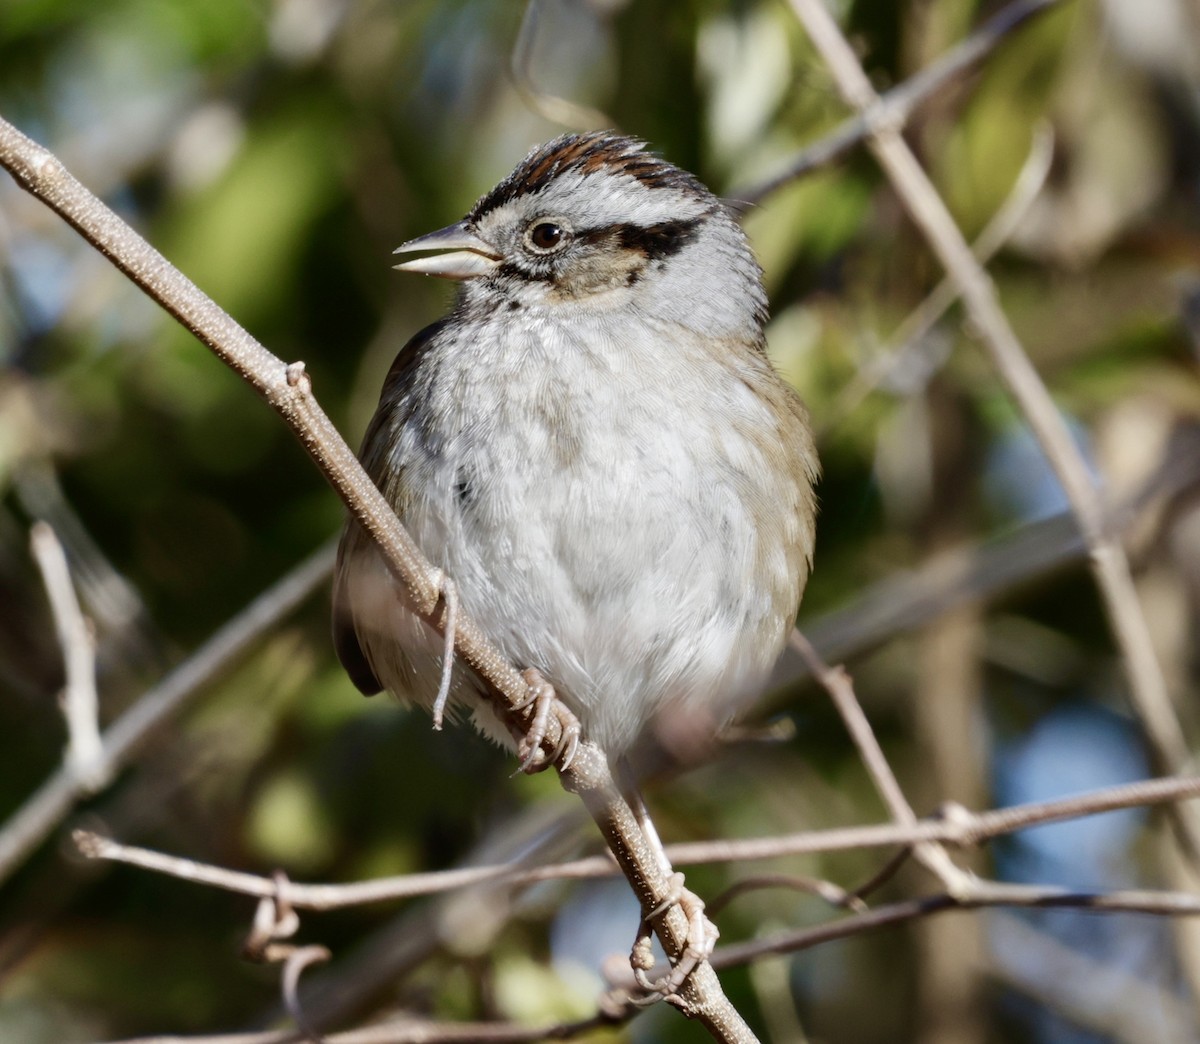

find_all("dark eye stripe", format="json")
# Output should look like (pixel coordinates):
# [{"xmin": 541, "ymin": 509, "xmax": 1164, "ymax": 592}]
[
  {"xmin": 579, "ymin": 217, "xmax": 704, "ymax": 261},
  {"xmin": 619, "ymin": 218, "xmax": 703, "ymax": 260},
  {"xmin": 491, "ymin": 215, "xmax": 706, "ymax": 287}
]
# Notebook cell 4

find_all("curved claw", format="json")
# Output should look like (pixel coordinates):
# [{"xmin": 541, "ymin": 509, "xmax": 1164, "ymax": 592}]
[
  {"xmin": 553, "ymin": 705, "xmax": 582, "ymax": 770},
  {"xmin": 514, "ymin": 668, "xmax": 582, "ymax": 774},
  {"xmin": 631, "ymin": 874, "xmax": 719, "ymax": 1002}
]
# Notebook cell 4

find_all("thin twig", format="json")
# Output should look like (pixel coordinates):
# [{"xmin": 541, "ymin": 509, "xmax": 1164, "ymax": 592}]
[
  {"xmin": 713, "ymin": 880, "xmax": 1200, "ymax": 969},
  {"xmin": 89, "ymin": 877, "xmax": 1200, "ymax": 1043},
  {"xmin": 706, "ymin": 874, "xmax": 868, "ymax": 917},
  {"xmin": 17, "ymin": 465, "xmax": 157, "ymax": 663},
  {"xmin": 731, "ymin": 0, "xmax": 1062, "ymax": 207},
  {"xmin": 986, "ymin": 910, "xmax": 1198, "ymax": 1044},
  {"xmin": 29, "ymin": 520, "xmax": 106, "ymax": 790},
  {"xmin": 789, "ymin": 630, "xmax": 973, "ymax": 894},
  {"xmin": 0, "ymin": 539, "xmax": 336, "ymax": 885},
  {"xmin": 510, "ymin": 0, "xmax": 612, "ymax": 131},
  {"xmin": 843, "ymin": 846, "xmax": 914, "ymax": 904},
  {"xmin": 282, "ymin": 946, "xmax": 332, "ymax": 1044},
  {"xmin": 789, "ymin": 633, "xmax": 911, "ymax": 820},
  {"xmin": 785, "ymin": 0, "xmax": 1200, "ymax": 858},
  {"xmin": 97, "ymin": 1010, "xmax": 616, "ymax": 1044},
  {"xmin": 824, "ymin": 122, "xmax": 1055, "ymax": 430},
  {"xmin": 75, "ymin": 775, "xmax": 1200, "ymax": 908}
]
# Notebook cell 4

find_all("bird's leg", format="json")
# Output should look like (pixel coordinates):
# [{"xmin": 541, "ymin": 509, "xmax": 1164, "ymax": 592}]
[
  {"xmin": 429, "ymin": 571, "xmax": 458, "ymax": 730},
  {"xmin": 622, "ymin": 777, "xmax": 719, "ymax": 1000},
  {"xmin": 513, "ymin": 667, "xmax": 581, "ymax": 773}
]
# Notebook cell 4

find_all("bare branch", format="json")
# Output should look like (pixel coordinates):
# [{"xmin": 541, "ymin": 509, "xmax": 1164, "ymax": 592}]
[
  {"xmin": 29, "ymin": 520, "xmax": 106, "ymax": 790},
  {"xmin": 784, "ymin": 0, "xmax": 1199, "ymax": 856},
  {"xmin": 794, "ymin": 429, "xmax": 1200, "ymax": 672},
  {"xmin": 669, "ymin": 775, "xmax": 1200, "ymax": 863},
  {"xmin": 0, "ymin": 540, "xmax": 336, "ymax": 885},
  {"xmin": 732, "ymin": 0, "xmax": 1063, "ymax": 207},
  {"xmin": 843, "ymin": 846, "xmax": 913, "ymax": 905},
  {"xmin": 76, "ymin": 776, "xmax": 1200, "ymax": 907},
  {"xmin": 789, "ymin": 632, "xmax": 910, "ymax": 822},
  {"xmin": 152, "ymin": 879, "xmax": 1200, "ymax": 1043},
  {"xmin": 986, "ymin": 911, "xmax": 1199, "ymax": 1043},
  {"xmin": 18, "ymin": 465, "xmax": 157, "ymax": 667},
  {"xmin": 713, "ymin": 880, "xmax": 1200, "ymax": 969},
  {"xmin": 789, "ymin": 629, "xmax": 972, "ymax": 894},
  {"xmin": 97, "ymin": 1010, "xmax": 617, "ymax": 1044},
  {"xmin": 72, "ymin": 828, "xmax": 582, "ymax": 908},
  {"xmin": 282, "ymin": 946, "xmax": 333, "ymax": 1044},
  {"xmin": 706, "ymin": 874, "xmax": 868, "ymax": 917}
]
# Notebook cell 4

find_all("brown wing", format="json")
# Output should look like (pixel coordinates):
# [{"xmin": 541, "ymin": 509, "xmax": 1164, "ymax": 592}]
[
  {"xmin": 331, "ymin": 525, "xmax": 383, "ymax": 695},
  {"xmin": 330, "ymin": 319, "xmax": 448, "ymax": 696}
]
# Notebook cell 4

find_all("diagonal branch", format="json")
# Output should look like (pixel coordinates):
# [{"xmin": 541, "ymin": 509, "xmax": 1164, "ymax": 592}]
[
  {"xmin": 30, "ymin": 521, "xmax": 106, "ymax": 790},
  {"xmin": 732, "ymin": 0, "xmax": 1063, "ymax": 207},
  {"xmin": 785, "ymin": 0, "xmax": 1198, "ymax": 855},
  {"xmin": 823, "ymin": 122, "xmax": 1055, "ymax": 430},
  {"xmin": 790, "ymin": 630, "xmax": 972, "ymax": 894},
  {"xmin": 0, "ymin": 115, "xmax": 753, "ymax": 1043},
  {"xmin": 793, "ymin": 430, "xmax": 1200, "ymax": 673}
]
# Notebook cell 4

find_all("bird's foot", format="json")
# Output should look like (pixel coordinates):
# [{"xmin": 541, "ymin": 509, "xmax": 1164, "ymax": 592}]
[
  {"xmin": 630, "ymin": 873, "xmax": 718, "ymax": 1003},
  {"xmin": 514, "ymin": 667, "xmax": 581, "ymax": 773}
]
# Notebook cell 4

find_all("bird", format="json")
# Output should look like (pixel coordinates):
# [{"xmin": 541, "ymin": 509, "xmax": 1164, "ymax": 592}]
[{"xmin": 332, "ymin": 130, "xmax": 819, "ymax": 775}]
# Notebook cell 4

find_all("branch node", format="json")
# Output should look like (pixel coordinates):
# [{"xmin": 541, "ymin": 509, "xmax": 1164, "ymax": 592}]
[
  {"xmin": 285, "ymin": 360, "xmax": 310, "ymax": 390},
  {"xmin": 597, "ymin": 981, "xmax": 637, "ymax": 1020},
  {"xmin": 933, "ymin": 800, "xmax": 975, "ymax": 845},
  {"xmin": 863, "ymin": 97, "xmax": 906, "ymax": 139},
  {"xmin": 71, "ymin": 828, "xmax": 109, "ymax": 860}
]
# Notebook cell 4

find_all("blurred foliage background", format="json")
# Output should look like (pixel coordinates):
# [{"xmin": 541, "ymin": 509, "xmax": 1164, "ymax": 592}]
[{"xmin": 2, "ymin": 0, "xmax": 1200, "ymax": 1041}]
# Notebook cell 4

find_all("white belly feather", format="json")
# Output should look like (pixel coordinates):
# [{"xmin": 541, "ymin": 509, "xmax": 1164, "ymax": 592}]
[{"xmin": 342, "ymin": 307, "xmax": 813, "ymax": 755}]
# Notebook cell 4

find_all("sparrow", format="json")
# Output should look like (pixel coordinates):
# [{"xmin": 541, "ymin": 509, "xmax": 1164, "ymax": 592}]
[{"xmin": 333, "ymin": 131, "xmax": 818, "ymax": 771}]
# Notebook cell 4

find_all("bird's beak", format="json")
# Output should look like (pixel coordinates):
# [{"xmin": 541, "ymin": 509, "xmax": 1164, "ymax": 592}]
[{"xmin": 392, "ymin": 221, "xmax": 502, "ymax": 280}]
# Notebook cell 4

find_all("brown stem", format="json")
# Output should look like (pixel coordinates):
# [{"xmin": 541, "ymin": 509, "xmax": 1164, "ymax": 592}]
[{"xmin": 0, "ymin": 114, "xmax": 753, "ymax": 1042}]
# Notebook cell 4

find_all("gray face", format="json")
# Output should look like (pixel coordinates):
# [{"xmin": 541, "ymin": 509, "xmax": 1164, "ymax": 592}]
[
  {"xmin": 466, "ymin": 135, "xmax": 715, "ymax": 305},
  {"xmin": 470, "ymin": 204, "xmax": 709, "ymax": 300},
  {"xmin": 392, "ymin": 131, "xmax": 769, "ymax": 337}
]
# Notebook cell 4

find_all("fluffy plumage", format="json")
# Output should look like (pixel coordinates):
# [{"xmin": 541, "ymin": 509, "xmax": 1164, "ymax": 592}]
[{"xmin": 333, "ymin": 131, "xmax": 818, "ymax": 757}]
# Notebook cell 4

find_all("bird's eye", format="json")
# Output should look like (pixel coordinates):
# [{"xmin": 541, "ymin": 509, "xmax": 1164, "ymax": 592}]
[{"xmin": 526, "ymin": 221, "xmax": 566, "ymax": 252}]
